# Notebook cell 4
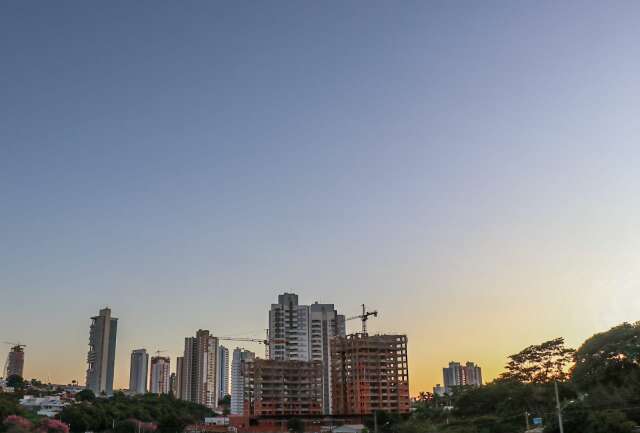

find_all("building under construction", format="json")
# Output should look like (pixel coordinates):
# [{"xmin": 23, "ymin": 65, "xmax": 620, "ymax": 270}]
[
  {"xmin": 330, "ymin": 334, "xmax": 410, "ymax": 415},
  {"xmin": 5, "ymin": 345, "xmax": 25, "ymax": 378},
  {"xmin": 243, "ymin": 359, "xmax": 323, "ymax": 416}
]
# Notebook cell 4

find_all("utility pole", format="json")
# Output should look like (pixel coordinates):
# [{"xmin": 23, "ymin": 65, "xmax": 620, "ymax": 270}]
[
  {"xmin": 554, "ymin": 381, "xmax": 564, "ymax": 433},
  {"xmin": 374, "ymin": 410, "xmax": 378, "ymax": 433},
  {"xmin": 524, "ymin": 411, "xmax": 529, "ymax": 431}
]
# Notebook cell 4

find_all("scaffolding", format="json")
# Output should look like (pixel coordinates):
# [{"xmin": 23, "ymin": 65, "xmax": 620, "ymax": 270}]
[{"xmin": 330, "ymin": 334, "xmax": 410, "ymax": 415}]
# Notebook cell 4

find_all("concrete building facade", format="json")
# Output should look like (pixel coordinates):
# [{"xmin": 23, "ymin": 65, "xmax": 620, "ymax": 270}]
[
  {"xmin": 243, "ymin": 359, "xmax": 323, "ymax": 416},
  {"xmin": 150, "ymin": 356, "xmax": 171, "ymax": 394},
  {"xmin": 330, "ymin": 334, "xmax": 410, "ymax": 415},
  {"xmin": 180, "ymin": 330, "xmax": 219, "ymax": 408},
  {"xmin": 268, "ymin": 293, "xmax": 346, "ymax": 414},
  {"xmin": 129, "ymin": 349, "xmax": 149, "ymax": 394},
  {"xmin": 175, "ymin": 356, "xmax": 183, "ymax": 399},
  {"xmin": 5, "ymin": 345, "xmax": 25, "ymax": 378},
  {"xmin": 217, "ymin": 345, "xmax": 229, "ymax": 399},
  {"xmin": 86, "ymin": 308, "xmax": 118, "ymax": 395},
  {"xmin": 442, "ymin": 361, "xmax": 482, "ymax": 393},
  {"xmin": 230, "ymin": 348, "xmax": 255, "ymax": 415}
]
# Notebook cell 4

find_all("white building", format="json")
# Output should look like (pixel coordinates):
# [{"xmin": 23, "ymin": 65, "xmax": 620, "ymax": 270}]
[
  {"xmin": 268, "ymin": 293, "xmax": 346, "ymax": 413},
  {"xmin": 149, "ymin": 356, "xmax": 171, "ymax": 394},
  {"xmin": 217, "ymin": 345, "xmax": 229, "ymax": 399},
  {"xmin": 20, "ymin": 396, "xmax": 67, "ymax": 417},
  {"xmin": 230, "ymin": 348, "xmax": 255, "ymax": 415},
  {"xmin": 129, "ymin": 349, "xmax": 149, "ymax": 395}
]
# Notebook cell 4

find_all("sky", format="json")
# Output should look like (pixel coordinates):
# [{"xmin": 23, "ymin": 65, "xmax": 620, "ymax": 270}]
[{"xmin": 2, "ymin": 1, "xmax": 640, "ymax": 395}]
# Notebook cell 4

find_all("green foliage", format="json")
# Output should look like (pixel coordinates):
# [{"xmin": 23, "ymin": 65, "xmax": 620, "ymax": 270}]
[
  {"xmin": 500, "ymin": 338, "xmax": 575, "ymax": 384},
  {"xmin": 5, "ymin": 377, "xmax": 25, "ymax": 390},
  {"xmin": 74, "ymin": 390, "xmax": 96, "ymax": 403},
  {"xmin": 0, "ymin": 395, "xmax": 25, "ymax": 421},
  {"xmin": 572, "ymin": 322, "xmax": 640, "ymax": 390},
  {"xmin": 286, "ymin": 418, "xmax": 304, "ymax": 433},
  {"xmin": 58, "ymin": 393, "xmax": 214, "ymax": 433}
]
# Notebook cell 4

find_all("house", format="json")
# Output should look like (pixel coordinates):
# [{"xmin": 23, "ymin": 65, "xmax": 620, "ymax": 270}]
[{"xmin": 19, "ymin": 396, "xmax": 68, "ymax": 417}]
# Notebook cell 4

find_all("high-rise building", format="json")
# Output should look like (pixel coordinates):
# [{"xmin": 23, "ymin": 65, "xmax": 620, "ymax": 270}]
[
  {"xmin": 331, "ymin": 334, "xmax": 410, "ymax": 415},
  {"xmin": 179, "ymin": 330, "xmax": 219, "ymax": 408},
  {"xmin": 243, "ymin": 359, "xmax": 323, "ymax": 416},
  {"xmin": 217, "ymin": 345, "xmax": 229, "ymax": 400},
  {"xmin": 269, "ymin": 293, "xmax": 310, "ymax": 361},
  {"xmin": 175, "ymin": 357, "xmax": 183, "ymax": 399},
  {"xmin": 129, "ymin": 349, "xmax": 149, "ymax": 394},
  {"xmin": 230, "ymin": 348, "xmax": 255, "ymax": 415},
  {"xmin": 268, "ymin": 293, "xmax": 346, "ymax": 414},
  {"xmin": 149, "ymin": 356, "xmax": 171, "ymax": 394},
  {"xmin": 86, "ymin": 308, "xmax": 118, "ymax": 395},
  {"xmin": 169, "ymin": 373, "xmax": 177, "ymax": 396},
  {"xmin": 442, "ymin": 361, "xmax": 483, "ymax": 393},
  {"xmin": 5, "ymin": 345, "xmax": 25, "ymax": 378},
  {"xmin": 433, "ymin": 384, "xmax": 445, "ymax": 397}
]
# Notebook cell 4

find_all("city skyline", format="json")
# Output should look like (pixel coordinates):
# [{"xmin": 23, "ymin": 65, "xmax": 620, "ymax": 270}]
[{"xmin": 3, "ymin": 1, "xmax": 640, "ymax": 398}]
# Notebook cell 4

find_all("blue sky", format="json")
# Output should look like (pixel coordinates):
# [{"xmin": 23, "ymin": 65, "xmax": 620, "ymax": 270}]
[{"xmin": 2, "ymin": 1, "xmax": 640, "ymax": 392}]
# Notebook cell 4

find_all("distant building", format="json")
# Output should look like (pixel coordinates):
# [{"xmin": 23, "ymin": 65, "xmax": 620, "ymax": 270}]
[
  {"xmin": 20, "ymin": 395, "xmax": 67, "ymax": 417},
  {"xmin": 175, "ymin": 357, "xmax": 183, "ymax": 399},
  {"xmin": 331, "ymin": 334, "xmax": 410, "ymax": 415},
  {"xmin": 169, "ymin": 373, "xmax": 177, "ymax": 396},
  {"xmin": 179, "ymin": 330, "xmax": 219, "ymax": 408},
  {"xmin": 433, "ymin": 384, "xmax": 445, "ymax": 397},
  {"xmin": 243, "ymin": 358, "xmax": 323, "ymax": 416},
  {"xmin": 230, "ymin": 348, "xmax": 255, "ymax": 415},
  {"xmin": 217, "ymin": 346, "xmax": 229, "ymax": 399},
  {"xmin": 150, "ymin": 356, "xmax": 171, "ymax": 394},
  {"xmin": 268, "ymin": 293, "xmax": 346, "ymax": 414},
  {"xmin": 5, "ymin": 345, "xmax": 25, "ymax": 378},
  {"xmin": 86, "ymin": 308, "xmax": 118, "ymax": 395},
  {"xmin": 230, "ymin": 348, "xmax": 254, "ymax": 415},
  {"xmin": 21, "ymin": 396, "xmax": 66, "ymax": 417},
  {"xmin": 129, "ymin": 349, "xmax": 149, "ymax": 394},
  {"xmin": 443, "ymin": 361, "xmax": 482, "ymax": 393}
]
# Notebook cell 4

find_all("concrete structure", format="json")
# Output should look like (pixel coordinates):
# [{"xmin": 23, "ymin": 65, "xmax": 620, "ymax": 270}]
[
  {"xmin": 433, "ymin": 384, "xmax": 445, "ymax": 397},
  {"xmin": 217, "ymin": 345, "xmax": 229, "ymax": 399},
  {"xmin": 175, "ymin": 357, "xmax": 183, "ymax": 398},
  {"xmin": 179, "ymin": 329, "xmax": 219, "ymax": 408},
  {"xmin": 268, "ymin": 293, "xmax": 346, "ymax": 414},
  {"xmin": 5, "ymin": 345, "xmax": 25, "ymax": 378},
  {"xmin": 129, "ymin": 349, "xmax": 149, "ymax": 394},
  {"xmin": 331, "ymin": 334, "xmax": 410, "ymax": 415},
  {"xmin": 243, "ymin": 358, "xmax": 323, "ymax": 416},
  {"xmin": 86, "ymin": 307, "xmax": 118, "ymax": 395},
  {"xmin": 231, "ymin": 348, "xmax": 255, "ymax": 415},
  {"xmin": 150, "ymin": 356, "xmax": 171, "ymax": 394},
  {"xmin": 19, "ymin": 396, "xmax": 67, "ymax": 417},
  {"xmin": 442, "ymin": 361, "xmax": 482, "ymax": 393}
]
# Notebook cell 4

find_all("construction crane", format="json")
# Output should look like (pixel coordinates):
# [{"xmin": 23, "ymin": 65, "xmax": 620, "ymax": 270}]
[
  {"xmin": 346, "ymin": 304, "xmax": 378, "ymax": 335},
  {"xmin": 3, "ymin": 342, "xmax": 26, "ymax": 349},
  {"xmin": 154, "ymin": 349, "xmax": 167, "ymax": 357},
  {"xmin": 218, "ymin": 332, "xmax": 287, "ymax": 358}
]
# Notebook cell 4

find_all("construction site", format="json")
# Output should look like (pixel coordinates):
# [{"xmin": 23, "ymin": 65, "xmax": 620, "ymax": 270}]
[
  {"xmin": 243, "ymin": 359, "xmax": 324, "ymax": 416},
  {"xmin": 330, "ymin": 334, "xmax": 410, "ymax": 415}
]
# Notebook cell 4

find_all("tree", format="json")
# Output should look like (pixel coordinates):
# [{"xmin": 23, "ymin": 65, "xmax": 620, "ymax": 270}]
[
  {"xmin": 5, "ymin": 376, "xmax": 25, "ymax": 390},
  {"xmin": 572, "ymin": 322, "xmax": 640, "ymax": 390},
  {"xmin": 499, "ymin": 338, "xmax": 575, "ymax": 384},
  {"xmin": 287, "ymin": 418, "xmax": 304, "ymax": 433},
  {"xmin": 74, "ymin": 389, "xmax": 95, "ymax": 403}
]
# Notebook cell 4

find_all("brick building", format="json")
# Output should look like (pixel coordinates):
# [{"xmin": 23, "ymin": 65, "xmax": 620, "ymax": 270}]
[
  {"xmin": 243, "ymin": 359, "xmax": 323, "ymax": 416},
  {"xmin": 330, "ymin": 334, "xmax": 410, "ymax": 415}
]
